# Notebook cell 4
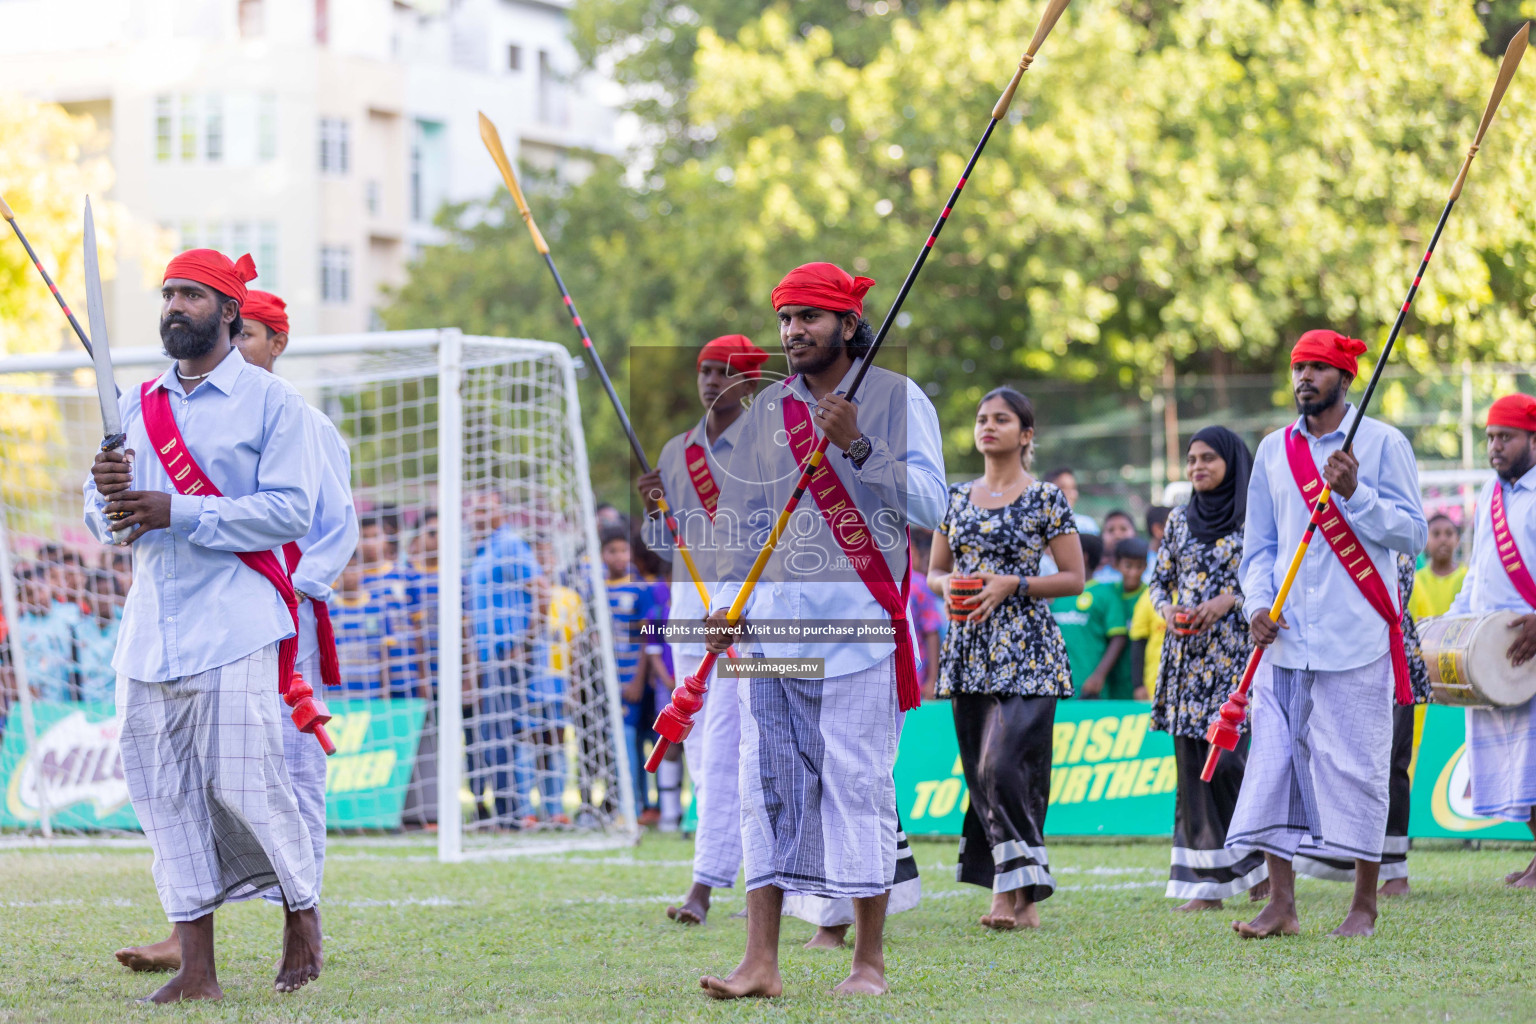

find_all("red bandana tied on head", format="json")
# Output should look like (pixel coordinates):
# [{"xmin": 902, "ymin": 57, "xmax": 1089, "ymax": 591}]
[
  {"xmin": 1290, "ymin": 329, "xmax": 1368, "ymax": 378},
  {"xmin": 163, "ymin": 249, "xmax": 258, "ymax": 307},
  {"xmin": 771, "ymin": 262, "xmax": 876, "ymax": 317},
  {"xmin": 697, "ymin": 334, "xmax": 769, "ymax": 379},
  {"xmin": 242, "ymin": 290, "xmax": 289, "ymax": 336},
  {"xmin": 1487, "ymin": 393, "xmax": 1536, "ymax": 434}
]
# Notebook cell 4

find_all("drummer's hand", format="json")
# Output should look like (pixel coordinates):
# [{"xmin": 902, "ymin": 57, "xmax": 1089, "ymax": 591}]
[
  {"xmin": 704, "ymin": 608, "xmax": 739, "ymax": 655},
  {"xmin": 1507, "ymin": 614, "xmax": 1536, "ymax": 667},
  {"xmin": 1249, "ymin": 609, "xmax": 1289, "ymax": 647},
  {"xmin": 1323, "ymin": 449, "xmax": 1358, "ymax": 501}
]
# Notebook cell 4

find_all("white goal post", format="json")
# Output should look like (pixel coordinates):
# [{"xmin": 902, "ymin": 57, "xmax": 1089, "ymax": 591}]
[{"xmin": 0, "ymin": 329, "xmax": 636, "ymax": 861}]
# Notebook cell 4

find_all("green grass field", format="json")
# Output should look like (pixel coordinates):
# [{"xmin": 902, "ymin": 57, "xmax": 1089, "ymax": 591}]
[{"xmin": 2, "ymin": 834, "xmax": 1534, "ymax": 1023}]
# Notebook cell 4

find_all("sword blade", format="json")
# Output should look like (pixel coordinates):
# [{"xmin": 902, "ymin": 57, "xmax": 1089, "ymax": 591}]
[{"xmin": 82, "ymin": 197, "xmax": 120, "ymax": 438}]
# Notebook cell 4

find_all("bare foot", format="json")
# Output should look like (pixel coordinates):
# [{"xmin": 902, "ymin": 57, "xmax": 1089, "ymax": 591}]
[
  {"xmin": 1378, "ymin": 878, "xmax": 1411, "ymax": 897},
  {"xmin": 138, "ymin": 971, "xmax": 222, "ymax": 1004},
  {"xmin": 1011, "ymin": 890, "xmax": 1041, "ymax": 929},
  {"xmin": 1505, "ymin": 856, "xmax": 1536, "ymax": 885},
  {"xmin": 1330, "ymin": 908, "xmax": 1377, "ymax": 937},
  {"xmin": 730, "ymin": 908, "xmax": 748, "ymax": 919},
  {"xmin": 1510, "ymin": 867, "xmax": 1536, "ymax": 890},
  {"xmin": 803, "ymin": 925, "xmax": 848, "ymax": 949},
  {"xmin": 1174, "ymin": 898, "xmax": 1224, "ymax": 912},
  {"xmin": 700, "ymin": 962, "xmax": 783, "ymax": 1000},
  {"xmin": 667, "ymin": 898, "xmax": 709, "ymax": 925},
  {"xmin": 1233, "ymin": 902, "xmax": 1300, "ymax": 939},
  {"xmin": 833, "ymin": 962, "xmax": 888, "ymax": 995},
  {"xmin": 1249, "ymin": 879, "xmax": 1270, "ymax": 902},
  {"xmin": 979, "ymin": 892, "xmax": 1015, "ymax": 930},
  {"xmin": 274, "ymin": 907, "xmax": 323, "ymax": 993},
  {"xmin": 115, "ymin": 936, "xmax": 181, "ymax": 972}
]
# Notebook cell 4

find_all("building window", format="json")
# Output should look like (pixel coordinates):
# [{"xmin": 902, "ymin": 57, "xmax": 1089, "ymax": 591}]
[
  {"xmin": 258, "ymin": 222, "xmax": 280, "ymax": 290},
  {"xmin": 366, "ymin": 180, "xmax": 381, "ymax": 216},
  {"xmin": 204, "ymin": 94, "xmax": 223, "ymax": 163},
  {"xmin": 507, "ymin": 45, "xmax": 521, "ymax": 71},
  {"xmin": 154, "ymin": 96, "xmax": 173, "ymax": 162},
  {"xmin": 319, "ymin": 117, "xmax": 350, "ymax": 175},
  {"xmin": 258, "ymin": 94, "xmax": 277, "ymax": 161},
  {"xmin": 410, "ymin": 119, "xmax": 446, "ymax": 224},
  {"xmin": 238, "ymin": 0, "xmax": 264, "ymax": 38},
  {"xmin": 178, "ymin": 220, "xmax": 199, "ymax": 250},
  {"xmin": 320, "ymin": 246, "xmax": 351, "ymax": 304},
  {"xmin": 179, "ymin": 94, "xmax": 198, "ymax": 161},
  {"xmin": 228, "ymin": 221, "xmax": 251, "ymax": 263},
  {"xmin": 537, "ymin": 51, "xmax": 568, "ymax": 128}
]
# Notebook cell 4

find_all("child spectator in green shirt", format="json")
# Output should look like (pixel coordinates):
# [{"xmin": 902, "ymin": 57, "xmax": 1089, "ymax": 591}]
[
  {"xmin": 1107, "ymin": 536, "xmax": 1150, "ymax": 700},
  {"xmin": 1050, "ymin": 534, "xmax": 1128, "ymax": 697}
]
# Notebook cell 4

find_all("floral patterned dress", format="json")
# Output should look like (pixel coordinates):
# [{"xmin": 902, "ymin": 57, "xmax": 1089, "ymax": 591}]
[
  {"xmin": 936, "ymin": 481, "xmax": 1075, "ymax": 699},
  {"xmin": 1148, "ymin": 506, "xmax": 1252, "ymax": 738}
]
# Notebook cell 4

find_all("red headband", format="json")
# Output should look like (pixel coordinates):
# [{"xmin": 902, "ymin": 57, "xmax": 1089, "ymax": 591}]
[
  {"xmin": 1290, "ymin": 329, "xmax": 1367, "ymax": 378},
  {"xmin": 163, "ymin": 249, "xmax": 258, "ymax": 306},
  {"xmin": 697, "ymin": 334, "xmax": 769, "ymax": 379},
  {"xmin": 771, "ymin": 262, "xmax": 875, "ymax": 317},
  {"xmin": 1487, "ymin": 393, "xmax": 1536, "ymax": 434},
  {"xmin": 241, "ymin": 290, "xmax": 289, "ymax": 336}
]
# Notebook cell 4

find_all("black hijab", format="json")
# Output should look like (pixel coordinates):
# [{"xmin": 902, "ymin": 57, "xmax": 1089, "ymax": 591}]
[{"xmin": 1184, "ymin": 425, "xmax": 1253, "ymax": 544}]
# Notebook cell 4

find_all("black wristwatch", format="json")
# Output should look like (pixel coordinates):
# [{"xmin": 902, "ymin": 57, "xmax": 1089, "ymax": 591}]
[{"xmin": 844, "ymin": 434, "xmax": 873, "ymax": 467}]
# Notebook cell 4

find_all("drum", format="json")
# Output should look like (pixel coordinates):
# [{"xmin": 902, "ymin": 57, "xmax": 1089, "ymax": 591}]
[
  {"xmin": 948, "ymin": 575, "xmax": 983, "ymax": 622},
  {"xmin": 1418, "ymin": 612, "xmax": 1536, "ymax": 707}
]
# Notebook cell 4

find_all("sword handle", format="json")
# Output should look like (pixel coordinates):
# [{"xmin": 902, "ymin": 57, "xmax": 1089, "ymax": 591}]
[{"xmin": 100, "ymin": 433, "xmax": 133, "ymax": 546}]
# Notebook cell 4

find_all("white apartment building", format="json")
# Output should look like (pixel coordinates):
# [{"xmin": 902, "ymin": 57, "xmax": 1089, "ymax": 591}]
[{"xmin": 0, "ymin": 0, "xmax": 617, "ymax": 341}]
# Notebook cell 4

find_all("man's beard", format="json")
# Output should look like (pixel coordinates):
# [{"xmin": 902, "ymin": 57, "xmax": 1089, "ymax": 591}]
[
  {"xmin": 160, "ymin": 307, "xmax": 222, "ymax": 361},
  {"xmin": 789, "ymin": 334, "xmax": 845, "ymax": 377},
  {"xmin": 1294, "ymin": 380, "xmax": 1345, "ymax": 418},
  {"xmin": 1498, "ymin": 443, "xmax": 1536, "ymax": 483}
]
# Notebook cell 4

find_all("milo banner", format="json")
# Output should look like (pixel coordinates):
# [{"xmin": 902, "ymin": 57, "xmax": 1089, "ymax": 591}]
[
  {"xmin": 1, "ymin": 698, "xmax": 427, "ymax": 831},
  {"xmin": 1408, "ymin": 705, "xmax": 1532, "ymax": 840},
  {"xmin": 897, "ymin": 699, "xmax": 1535, "ymax": 840}
]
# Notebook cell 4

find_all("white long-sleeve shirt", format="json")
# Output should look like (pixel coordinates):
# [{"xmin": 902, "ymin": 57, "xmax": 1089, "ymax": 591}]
[{"xmin": 712, "ymin": 360, "xmax": 947, "ymax": 677}]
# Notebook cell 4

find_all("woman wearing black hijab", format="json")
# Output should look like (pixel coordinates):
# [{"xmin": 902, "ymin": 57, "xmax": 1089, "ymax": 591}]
[{"xmin": 1150, "ymin": 426, "xmax": 1266, "ymax": 910}]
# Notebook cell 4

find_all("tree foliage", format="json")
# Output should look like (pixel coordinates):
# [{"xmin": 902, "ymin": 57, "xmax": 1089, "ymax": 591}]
[{"xmin": 387, "ymin": 0, "xmax": 1536, "ymax": 501}]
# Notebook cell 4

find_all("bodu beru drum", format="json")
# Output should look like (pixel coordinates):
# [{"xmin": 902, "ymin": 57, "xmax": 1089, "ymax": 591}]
[{"xmin": 1419, "ymin": 612, "xmax": 1536, "ymax": 707}]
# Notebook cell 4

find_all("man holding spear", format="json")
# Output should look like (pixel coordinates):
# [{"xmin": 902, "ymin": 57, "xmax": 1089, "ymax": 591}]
[
  {"xmin": 635, "ymin": 333, "xmax": 767, "ymax": 925},
  {"xmin": 1227, "ymin": 330, "xmax": 1426, "ymax": 939},
  {"xmin": 698, "ymin": 262, "xmax": 947, "ymax": 997}
]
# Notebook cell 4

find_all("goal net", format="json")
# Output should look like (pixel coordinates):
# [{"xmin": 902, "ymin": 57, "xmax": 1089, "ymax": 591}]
[{"xmin": 0, "ymin": 329, "xmax": 635, "ymax": 860}]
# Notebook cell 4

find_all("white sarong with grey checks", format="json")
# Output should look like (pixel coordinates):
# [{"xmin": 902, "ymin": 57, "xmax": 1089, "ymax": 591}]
[
  {"xmin": 738, "ymin": 653, "xmax": 902, "ymax": 900},
  {"xmin": 260, "ymin": 651, "xmax": 329, "ymax": 903},
  {"xmin": 116, "ymin": 643, "xmax": 318, "ymax": 922},
  {"xmin": 1226, "ymin": 652, "xmax": 1394, "ymax": 864}
]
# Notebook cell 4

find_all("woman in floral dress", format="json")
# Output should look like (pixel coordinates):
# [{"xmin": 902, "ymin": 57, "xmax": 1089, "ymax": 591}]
[
  {"xmin": 928, "ymin": 387, "xmax": 1084, "ymax": 931},
  {"xmin": 1150, "ymin": 425, "xmax": 1266, "ymax": 910}
]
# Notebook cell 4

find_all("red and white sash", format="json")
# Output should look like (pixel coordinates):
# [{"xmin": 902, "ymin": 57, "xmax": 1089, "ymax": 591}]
[
  {"xmin": 1284, "ymin": 427, "xmax": 1411, "ymax": 705},
  {"xmin": 683, "ymin": 434, "xmax": 720, "ymax": 520},
  {"xmin": 1490, "ymin": 483, "xmax": 1536, "ymax": 609},
  {"xmin": 141, "ymin": 380, "xmax": 301, "ymax": 694},
  {"xmin": 783, "ymin": 388, "xmax": 920, "ymax": 711}
]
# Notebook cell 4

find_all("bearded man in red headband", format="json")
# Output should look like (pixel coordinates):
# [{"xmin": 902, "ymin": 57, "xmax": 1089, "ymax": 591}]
[
  {"xmin": 85, "ymin": 253, "xmax": 326, "ymax": 1001},
  {"xmin": 1447, "ymin": 394, "xmax": 1536, "ymax": 887},
  {"xmin": 114, "ymin": 290, "xmax": 358, "ymax": 977},
  {"xmin": 1227, "ymin": 329, "xmax": 1426, "ymax": 939},
  {"xmin": 698, "ymin": 263, "xmax": 947, "ymax": 997},
  {"xmin": 636, "ymin": 334, "xmax": 767, "ymax": 924}
]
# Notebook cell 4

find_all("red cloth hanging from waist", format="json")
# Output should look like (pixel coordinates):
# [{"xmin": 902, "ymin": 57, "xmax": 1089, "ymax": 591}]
[
  {"xmin": 1283, "ymin": 426, "xmax": 1411, "ymax": 705},
  {"xmin": 140, "ymin": 380, "xmax": 301, "ymax": 694},
  {"xmin": 782, "ymin": 391, "xmax": 920, "ymax": 711},
  {"xmin": 283, "ymin": 542, "xmax": 342, "ymax": 688}
]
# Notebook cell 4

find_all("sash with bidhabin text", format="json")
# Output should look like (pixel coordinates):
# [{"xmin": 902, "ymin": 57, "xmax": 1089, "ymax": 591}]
[
  {"xmin": 683, "ymin": 436, "xmax": 720, "ymax": 520},
  {"xmin": 140, "ymin": 380, "xmax": 301, "ymax": 693},
  {"xmin": 1284, "ymin": 426, "xmax": 1411, "ymax": 705},
  {"xmin": 782, "ymin": 384, "xmax": 920, "ymax": 711},
  {"xmin": 1490, "ymin": 483, "xmax": 1536, "ymax": 609}
]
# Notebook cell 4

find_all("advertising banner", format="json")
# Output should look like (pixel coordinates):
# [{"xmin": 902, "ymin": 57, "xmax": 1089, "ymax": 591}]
[
  {"xmin": 0, "ymin": 698, "xmax": 427, "ymax": 830},
  {"xmin": 896, "ymin": 700, "xmax": 1178, "ymax": 837},
  {"xmin": 1407, "ymin": 705, "xmax": 1532, "ymax": 840}
]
